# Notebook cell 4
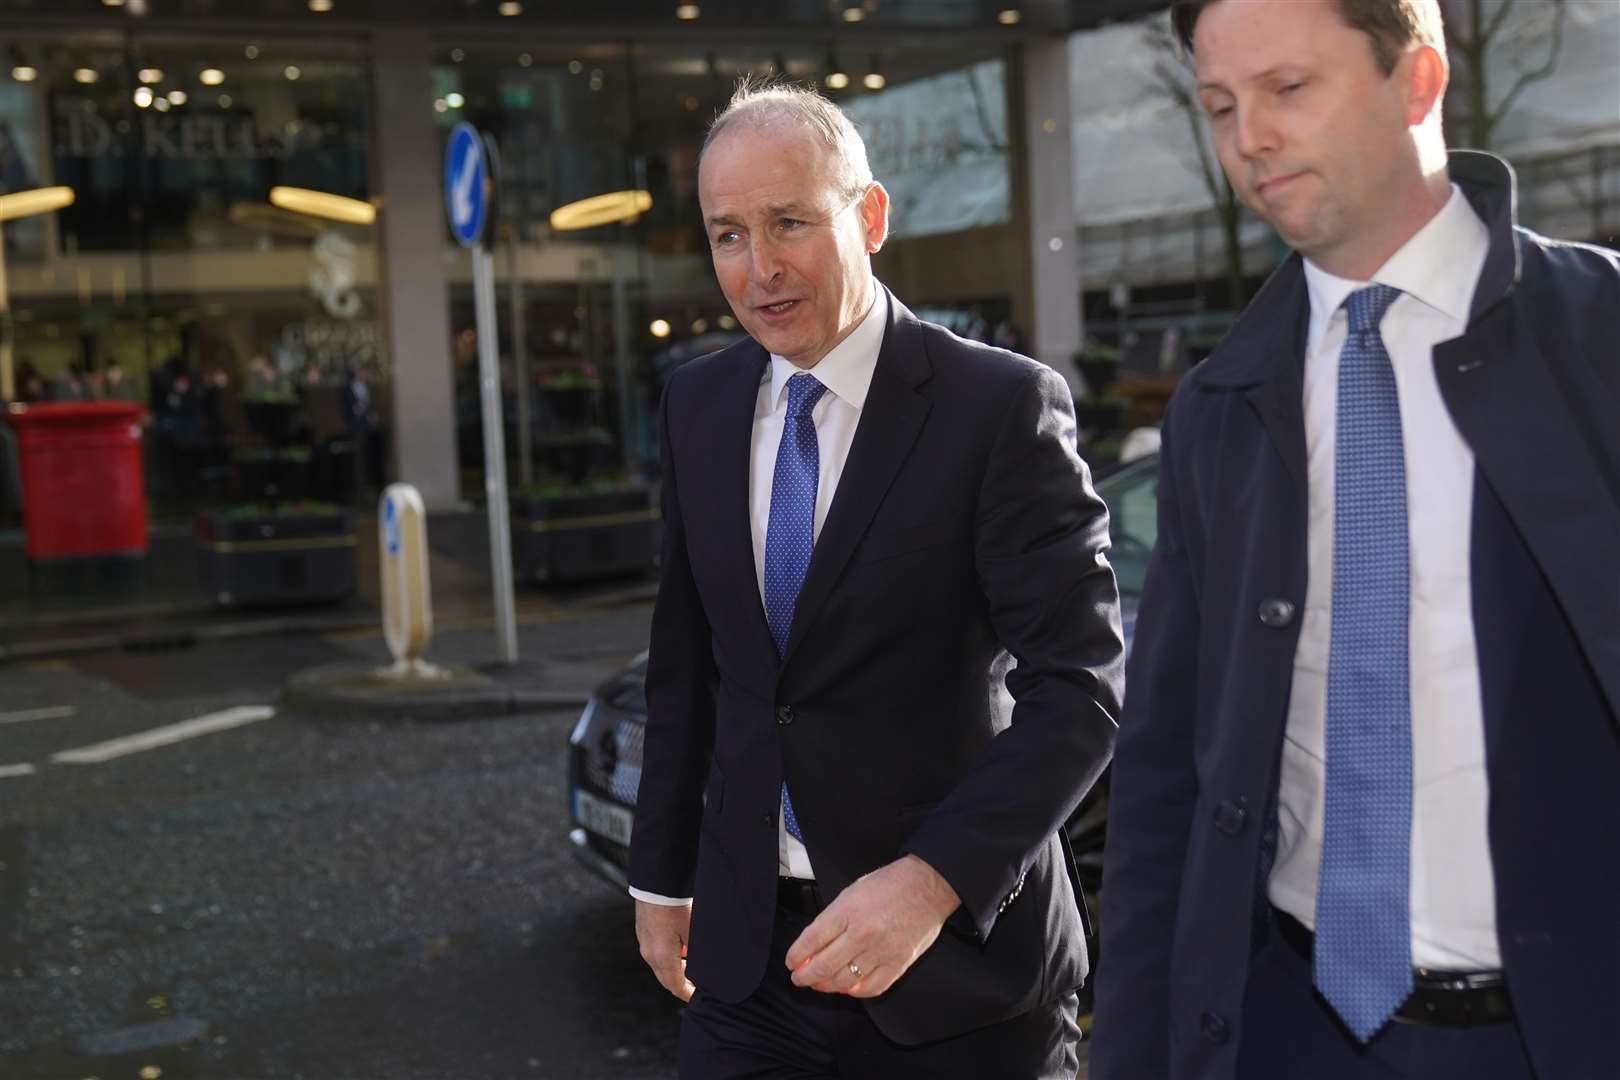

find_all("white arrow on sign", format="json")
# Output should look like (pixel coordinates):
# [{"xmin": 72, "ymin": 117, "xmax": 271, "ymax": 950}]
[{"xmin": 451, "ymin": 139, "xmax": 479, "ymax": 229}]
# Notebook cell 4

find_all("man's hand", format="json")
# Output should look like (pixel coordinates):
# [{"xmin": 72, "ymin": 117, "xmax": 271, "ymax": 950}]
[
  {"xmin": 635, "ymin": 899, "xmax": 696, "ymax": 1002},
  {"xmin": 784, "ymin": 854, "xmax": 960, "ymax": 998}
]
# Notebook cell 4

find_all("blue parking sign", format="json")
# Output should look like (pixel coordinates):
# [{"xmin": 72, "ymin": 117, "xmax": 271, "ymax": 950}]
[
  {"xmin": 383, "ymin": 494, "xmax": 401, "ymax": 556},
  {"xmin": 444, "ymin": 122, "xmax": 488, "ymax": 249}
]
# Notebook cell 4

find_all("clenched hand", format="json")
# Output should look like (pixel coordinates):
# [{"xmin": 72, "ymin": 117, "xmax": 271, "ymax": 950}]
[
  {"xmin": 785, "ymin": 854, "xmax": 961, "ymax": 998},
  {"xmin": 635, "ymin": 899, "xmax": 696, "ymax": 1002}
]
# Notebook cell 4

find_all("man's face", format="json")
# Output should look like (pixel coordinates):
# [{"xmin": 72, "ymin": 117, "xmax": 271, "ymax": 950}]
[
  {"xmin": 1194, "ymin": 0, "xmax": 1426, "ymax": 275},
  {"xmin": 698, "ymin": 124, "xmax": 888, "ymax": 369}
]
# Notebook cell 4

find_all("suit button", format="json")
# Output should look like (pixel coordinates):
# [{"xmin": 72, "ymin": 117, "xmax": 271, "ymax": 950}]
[
  {"xmin": 1258, "ymin": 598, "xmax": 1296, "ymax": 628},
  {"xmin": 762, "ymin": 812, "xmax": 775, "ymax": 828},
  {"xmin": 776, "ymin": 705, "xmax": 794, "ymax": 725},
  {"xmin": 1200, "ymin": 1011, "xmax": 1229, "ymax": 1045},
  {"xmin": 1212, "ymin": 799, "xmax": 1248, "ymax": 835}
]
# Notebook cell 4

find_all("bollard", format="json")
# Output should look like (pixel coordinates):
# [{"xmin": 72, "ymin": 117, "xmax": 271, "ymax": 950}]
[{"xmin": 378, "ymin": 483, "xmax": 443, "ymax": 679}]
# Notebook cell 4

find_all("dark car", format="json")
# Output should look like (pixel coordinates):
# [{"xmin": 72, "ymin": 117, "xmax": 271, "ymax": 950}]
[{"xmin": 566, "ymin": 452, "xmax": 1160, "ymax": 926}]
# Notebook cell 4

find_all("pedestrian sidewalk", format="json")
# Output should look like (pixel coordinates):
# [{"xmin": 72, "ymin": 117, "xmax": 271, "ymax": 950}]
[{"xmin": 0, "ymin": 510, "xmax": 656, "ymax": 664}]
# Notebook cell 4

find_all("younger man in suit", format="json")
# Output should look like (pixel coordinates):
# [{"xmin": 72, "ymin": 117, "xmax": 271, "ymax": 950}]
[{"xmin": 1092, "ymin": 2, "xmax": 1620, "ymax": 1078}]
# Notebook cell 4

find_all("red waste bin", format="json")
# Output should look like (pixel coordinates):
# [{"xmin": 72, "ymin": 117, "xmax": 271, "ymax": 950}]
[{"xmin": 6, "ymin": 401, "xmax": 148, "ymax": 560}]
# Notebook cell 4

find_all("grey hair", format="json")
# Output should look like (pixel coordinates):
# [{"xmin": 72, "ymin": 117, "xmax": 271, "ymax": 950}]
[{"xmin": 700, "ymin": 78, "xmax": 875, "ymax": 202}]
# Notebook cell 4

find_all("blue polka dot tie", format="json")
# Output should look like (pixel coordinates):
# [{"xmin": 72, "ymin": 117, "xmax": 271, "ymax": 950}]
[
  {"xmin": 1314, "ymin": 283, "xmax": 1413, "ymax": 1042},
  {"xmin": 765, "ymin": 372, "xmax": 828, "ymax": 842}
]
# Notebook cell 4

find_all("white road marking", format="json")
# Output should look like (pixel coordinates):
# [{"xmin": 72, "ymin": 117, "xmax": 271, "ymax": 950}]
[
  {"xmin": 0, "ymin": 763, "xmax": 37, "ymax": 778},
  {"xmin": 50, "ymin": 706, "xmax": 276, "ymax": 766},
  {"xmin": 0, "ymin": 705, "xmax": 77, "ymax": 725}
]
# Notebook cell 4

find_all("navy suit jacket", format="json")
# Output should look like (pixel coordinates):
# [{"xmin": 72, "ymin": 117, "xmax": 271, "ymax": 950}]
[
  {"xmin": 1091, "ymin": 152, "xmax": 1620, "ymax": 1079},
  {"xmin": 627, "ymin": 287, "xmax": 1125, "ymax": 1045}
]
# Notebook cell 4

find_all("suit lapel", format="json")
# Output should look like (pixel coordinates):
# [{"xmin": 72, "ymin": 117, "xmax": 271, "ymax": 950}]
[
  {"xmin": 699, "ymin": 341, "xmax": 777, "ymax": 668},
  {"xmin": 780, "ymin": 292, "xmax": 932, "ymax": 668},
  {"xmin": 1202, "ymin": 257, "xmax": 1311, "ymax": 504},
  {"xmin": 1436, "ymin": 308, "xmax": 1620, "ymax": 720}
]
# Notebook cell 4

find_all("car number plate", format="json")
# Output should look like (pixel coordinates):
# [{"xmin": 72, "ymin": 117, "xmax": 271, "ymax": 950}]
[{"xmin": 574, "ymin": 788, "xmax": 634, "ymax": 847}]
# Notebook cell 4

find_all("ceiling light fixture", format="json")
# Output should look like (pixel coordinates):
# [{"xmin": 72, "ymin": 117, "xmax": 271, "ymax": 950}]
[
  {"xmin": 11, "ymin": 66, "xmax": 38, "ymax": 83},
  {"xmin": 863, "ymin": 60, "xmax": 886, "ymax": 91},
  {"xmin": 199, "ymin": 68, "xmax": 225, "ymax": 85},
  {"xmin": 550, "ymin": 189, "xmax": 653, "ymax": 231},
  {"xmin": 445, "ymin": 91, "xmax": 465, "ymax": 108},
  {"xmin": 675, "ymin": 4, "xmax": 700, "ymax": 20},
  {"xmin": 133, "ymin": 86, "xmax": 154, "ymax": 107},
  {"xmin": 73, "ymin": 67, "xmax": 99, "ymax": 84},
  {"xmin": 245, "ymin": 45, "xmax": 260, "ymax": 59},
  {"xmin": 167, "ymin": 89, "xmax": 187, "ymax": 105},
  {"xmin": 823, "ymin": 49, "xmax": 848, "ymax": 91},
  {"xmin": 649, "ymin": 319, "xmax": 671, "ymax": 339},
  {"xmin": 498, "ymin": 1, "xmax": 523, "ymax": 14},
  {"xmin": 308, "ymin": 0, "xmax": 334, "ymax": 11},
  {"xmin": 842, "ymin": 6, "xmax": 864, "ymax": 23},
  {"xmin": 997, "ymin": 8, "xmax": 1021, "ymax": 25},
  {"xmin": 518, "ymin": 52, "xmax": 533, "ymax": 67},
  {"xmin": 269, "ymin": 186, "xmax": 377, "ymax": 226},
  {"xmin": 138, "ymin": 67, "xmax": 163, "ymax": 83},
  {"xmin": 284, "ymin": 65, "xmax": 302, "ymax": 80}
]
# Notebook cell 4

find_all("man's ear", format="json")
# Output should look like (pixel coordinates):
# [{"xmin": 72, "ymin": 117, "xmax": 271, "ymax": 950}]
[
  {"xmin": 860, "ymin": 181, "xmax": 891, "ymax": 254},
  {"xmin": 1403, "ymin": 43, "xmax": 1448, "ymax": 126}
]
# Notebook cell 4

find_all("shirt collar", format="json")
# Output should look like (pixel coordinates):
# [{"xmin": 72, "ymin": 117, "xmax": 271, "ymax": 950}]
[
  {"xmin": 1302, "ymin": 183, "xmax": 1489, "ymax": 356},
  {"xmin": 763, "ymin": 282, "xmax": 887, "ymax": 413}
]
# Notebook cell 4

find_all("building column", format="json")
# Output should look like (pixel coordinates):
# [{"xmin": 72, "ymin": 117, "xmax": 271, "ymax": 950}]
[
  {"xmin": 1009, "ymin": 39, "xmax": 1082, "ymax": 393},
  {"xmin": 372, "ymin": 29, "xmax": 461, "ymax": 510}
]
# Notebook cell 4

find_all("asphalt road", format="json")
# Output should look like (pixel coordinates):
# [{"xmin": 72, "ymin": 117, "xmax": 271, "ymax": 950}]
[{"xmin": 0, "ymin": 608, "xmax": 681, "ymax": 1080}]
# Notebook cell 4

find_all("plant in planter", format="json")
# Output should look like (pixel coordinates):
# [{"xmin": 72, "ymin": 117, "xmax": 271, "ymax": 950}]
[
  {"xmin": 1073, "ymin": 342, "xmax": 1123, "ymax": 401},
  {"xmin": 510, "ymin": 474, "xmax": 659, "ymax": 585},
  {"xmin": 193, "ymin": 391, "xmax": 358, "ymax": 607}
]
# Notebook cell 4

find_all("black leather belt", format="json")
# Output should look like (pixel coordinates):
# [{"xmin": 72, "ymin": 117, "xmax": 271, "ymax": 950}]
[
  {"xmin": 1272, "ymin": 909, "xmax": 1514, "ymax": 1027},
  {"xmin": 777, "ymin": 877, "xmax": 822, "ymax": 917}
]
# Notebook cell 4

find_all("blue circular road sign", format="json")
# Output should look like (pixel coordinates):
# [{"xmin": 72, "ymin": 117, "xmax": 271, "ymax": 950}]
[{"xmin": 444, "ymin": 122, "xmax": 489, "ymax": 249}]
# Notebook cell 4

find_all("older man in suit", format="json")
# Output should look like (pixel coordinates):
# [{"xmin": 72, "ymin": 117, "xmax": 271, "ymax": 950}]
[
  {"xmin": 627, "ymin": 82, "xmax": 1124, "ymax": 1078},
  {"xmin": 1091, "ymin": 2, "xmax": 1620, "ymax": 1079}
]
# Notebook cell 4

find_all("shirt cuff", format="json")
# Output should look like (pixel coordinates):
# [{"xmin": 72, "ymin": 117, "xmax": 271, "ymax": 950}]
[{"xmin": 629, "ymin": 887, "xmax": 693, "ymax": 906}]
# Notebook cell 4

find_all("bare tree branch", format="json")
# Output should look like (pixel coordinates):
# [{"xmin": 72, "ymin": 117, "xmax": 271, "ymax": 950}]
[{"xmin": 1488, "ymin": 0, "xmax": 1568, "ymax": 142}]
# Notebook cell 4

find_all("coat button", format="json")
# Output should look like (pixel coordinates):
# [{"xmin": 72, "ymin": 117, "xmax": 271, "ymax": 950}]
[
  {"xmin": 1200, "ymin": 1011, "xmax": 1229, "ymax": 1045},
  {"xmin": 1258, "ymin": 598, "xmax": 1296, "ymax": 628},
  {"xmin": 762, "ymin": 812, "xmax": 775, "ymax": 828},
  {"xmin": 776, "ymin": 705, "xmax": 794, "ymax": 725},
  {"xmin": 1212, "ymin": 799, "xmax": 1248, "ymax": 835}
]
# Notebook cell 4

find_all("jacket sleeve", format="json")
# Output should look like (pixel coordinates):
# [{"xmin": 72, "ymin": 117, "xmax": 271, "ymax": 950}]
[
  {"xmin": 626, "ymin": 368, "xmax": 718, "ymax": 899},
  {"xmin": 902, "ymin": 363, "xmax": 1124, "ymax": 940},
  {"xmin": 1088, "ymin": 391, "xmax": 1204, "ymax": 1079}
]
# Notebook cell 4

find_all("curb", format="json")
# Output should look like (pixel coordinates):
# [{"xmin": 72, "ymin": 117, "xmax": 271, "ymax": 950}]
[
  {"xmin": 0, "ymin": 613, "xmax": 377, "ymax": 665},
  {"xmin": 281, "ymin": 662, "xmax": 590, "ymax": 722}
]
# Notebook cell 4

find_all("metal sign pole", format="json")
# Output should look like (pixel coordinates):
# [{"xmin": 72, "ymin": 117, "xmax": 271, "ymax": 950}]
[
  {"xmin": 473, "ymin": 245, "xmax": 518, "ymax": 665},
  {"xmin": 508, "ymin": 223, "xmax": 532, "ymax": 491},
  {"xmin": 446, "ymin": 121, "xmax": 517, "ymax": 667}
]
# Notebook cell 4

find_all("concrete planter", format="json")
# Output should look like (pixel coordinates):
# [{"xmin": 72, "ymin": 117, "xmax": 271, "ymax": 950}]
[
  {"xmin": 194, "ymin": 508, "xmax": 358, "ymax": 607},
  {"xmin": 510, "ymin": 487, "xmax": 659, "ymax": 584}
]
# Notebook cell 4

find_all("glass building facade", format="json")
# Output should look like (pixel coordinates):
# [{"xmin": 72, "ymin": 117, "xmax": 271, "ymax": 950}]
[{"xmin": 0, "ymin": 4, "xmax": 1063, "ymax": 538}]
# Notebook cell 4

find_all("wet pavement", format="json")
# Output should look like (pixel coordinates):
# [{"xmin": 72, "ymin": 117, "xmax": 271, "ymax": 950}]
[{"xmin": 0, "ymin": 605, "xmax": 682, "ymax": 1080}]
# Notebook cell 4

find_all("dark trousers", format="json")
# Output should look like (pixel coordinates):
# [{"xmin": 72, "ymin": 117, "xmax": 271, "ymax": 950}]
[
  {"xmin": 679, "ymin": 902, "xmax": 1080, "ymax": 1079},
  {"xmin": 1236, "ymin": 922, "xmax": 1537, "ymax": 1080}
]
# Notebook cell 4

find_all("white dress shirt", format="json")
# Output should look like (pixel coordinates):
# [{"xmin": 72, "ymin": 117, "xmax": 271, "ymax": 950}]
[
  {"xmin": 1268, "ymin": 185, "xmax": 1503, "ymax": 970},
  {"xmin": 630, "ymin": 285, "xmax": 888, "ymax": 906}
]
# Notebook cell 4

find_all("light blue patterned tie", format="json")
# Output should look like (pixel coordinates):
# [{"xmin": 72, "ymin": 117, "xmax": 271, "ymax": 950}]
[
  {"xmin": 764, "ymin": 372, "xmax": 828, "ymax": 842},
  {"xmin": 1314, "ymin": 283, "xmax": 1413, "ymax": 1042}
]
